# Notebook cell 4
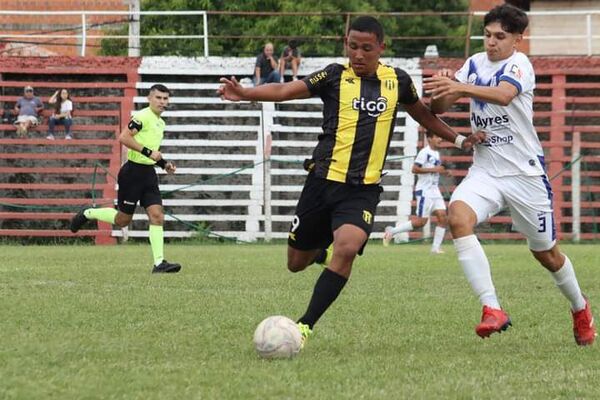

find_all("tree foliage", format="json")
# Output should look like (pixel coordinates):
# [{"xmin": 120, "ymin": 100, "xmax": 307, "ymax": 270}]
[{"xmin": 100, "ymin": 0, "xmax": 475, "ymax": 57}]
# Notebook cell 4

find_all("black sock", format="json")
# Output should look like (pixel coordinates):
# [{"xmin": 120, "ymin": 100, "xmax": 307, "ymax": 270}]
[
  {"xmin": 298, "ymin": 268, "xmax": 348, "ymax": 329},
  {"xmin": 312, "ymin": 248, "xmax": 327, "ymax": 264}
]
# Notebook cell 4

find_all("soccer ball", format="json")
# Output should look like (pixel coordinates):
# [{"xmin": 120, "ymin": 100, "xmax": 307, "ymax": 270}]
[{"xmin": 253, "ymin": 315, "xmax": 302, "ymax": 359}]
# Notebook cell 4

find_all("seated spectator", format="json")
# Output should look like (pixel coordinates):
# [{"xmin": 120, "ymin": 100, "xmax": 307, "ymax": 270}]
[
  {"xmin": 254, "ymin": 42, "xmax": 280, "ymax": 86},
  {"xmin": 278, "ymin": 39, "xmax": 302, "ymax": 82},
  {"xmin": 47, "ymin": 88, "xmax": 74, "ymax": 140},
  {"xmin": 13, "ymin": 86, "xmax": 43, "ymax": 137}
]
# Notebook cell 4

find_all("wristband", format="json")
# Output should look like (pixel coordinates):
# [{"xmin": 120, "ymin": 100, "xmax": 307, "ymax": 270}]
[
  {"xmin": 453, "ymin": 135, "xmax": 466, "ymax": 149},
  {"xmin": 156, "ymin": 158, "xmax": 167, "ymax": 169},
  {"xmin": 141, "ymin": 147, "xmax": 152, "ymax": 157}
]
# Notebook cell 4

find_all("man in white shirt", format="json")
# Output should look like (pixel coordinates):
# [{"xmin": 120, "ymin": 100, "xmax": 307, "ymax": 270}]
[
  {"xmin": 383, "ymin": 131, "xmax": 449, "ymax": 254},
  {"xmin": 424, "ymin": 4, "xmax": 596, "ymax": 345}
]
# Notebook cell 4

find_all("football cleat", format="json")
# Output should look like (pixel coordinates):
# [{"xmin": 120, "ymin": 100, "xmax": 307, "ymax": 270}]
[
  {"xmin": 475, "ymin": 306, "xmax": 512, "ymax": 338},
  {"xmin": 70, "ymin": 208, "xmax": 90, "ymax": 233},
  {"xmin": 572, "ymin": 297, "xmax": 596, "ymax": 346},
  {"xmin": 297, "ymin": 322, "xmax": 313, "ymax": 349},
  {"xmin": 321, "ymin": 245, "xmax": 333, "ymax": 267},
  {"xmin": 430, "ymin": 248, "xmax": 445, "ymax": 254},
  {"xmin": 382, "ymin": 226, "xmax": 394, "ymax": 247},
  {"xmin": 152, "ymin": 260, "xmax": 182, "ymax": 274}
]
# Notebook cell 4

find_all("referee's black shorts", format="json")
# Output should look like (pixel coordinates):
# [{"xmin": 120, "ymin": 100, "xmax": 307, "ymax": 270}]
[
  {"xmin": 288, "ymin": 173, "xmax": 382, "ymax": 252},
  {"xmin": 117, "ymin": 161, "xmax": 162, "ymax": 215}
]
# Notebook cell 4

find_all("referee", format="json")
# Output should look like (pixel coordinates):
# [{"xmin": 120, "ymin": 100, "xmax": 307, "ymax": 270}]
[{"xmin": 70, "ymin": 84, "xmax": 181, "ymax": 274}]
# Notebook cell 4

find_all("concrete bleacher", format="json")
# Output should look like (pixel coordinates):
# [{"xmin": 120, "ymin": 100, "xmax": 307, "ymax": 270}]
[{"xmin": 0, "ymin": 57, "xmax": 140, "ymax": 243}]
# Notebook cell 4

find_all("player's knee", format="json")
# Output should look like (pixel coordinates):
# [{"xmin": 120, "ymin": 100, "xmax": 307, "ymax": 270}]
[
  {"xmin": 531, "ymin": 246, "xmax": 563, "ymax": 271},
  {"xmin": 447, "ymin": 212, "xmax": 465, "ymax": 231},
  {"xmin": 148, "ymin": 213, "xmax": 164, "ymax": 225},
  {"xmin": 332, "ymin": 240, "xmax": 359, "ymax": 261},
  {"xmin": 114, "ymin": 213, "xmax": 131, "ymax": 228},
  {"xmin": 287, "ymin": 260, "xmax": 305, "ymax": 273},
  {"xmin": 436, "ymin": 213, "xmax": 448, "ymax": 227},
  {"xmin": 412, "ymin": 218, "xmax": 428, "ymax": 228}
]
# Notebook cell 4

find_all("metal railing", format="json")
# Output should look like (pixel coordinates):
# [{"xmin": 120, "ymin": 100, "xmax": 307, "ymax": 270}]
[
  {"xmin": 0, "ymin": 10, "xmax": 209, "ymax": 57},
  {"xmin": 0, "ymin": 9, "xmax": 598, "ymax": 57}
]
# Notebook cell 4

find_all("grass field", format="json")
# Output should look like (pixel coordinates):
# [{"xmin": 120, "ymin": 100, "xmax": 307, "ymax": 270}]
[{"xmin": 2, "ymin": 243, "xmax": 600, "ymax": 399}]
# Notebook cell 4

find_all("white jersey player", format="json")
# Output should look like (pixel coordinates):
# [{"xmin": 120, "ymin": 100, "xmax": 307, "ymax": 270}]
[
  {"xmin": 423, "ymin": 4, "xmax": 595, "ymax": 345},
  {"xmin": 383, "ymin": 132, "xmax": 449, "ymax": 254}
]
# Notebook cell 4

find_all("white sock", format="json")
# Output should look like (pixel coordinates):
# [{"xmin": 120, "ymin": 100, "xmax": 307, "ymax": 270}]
[
  {"xmin": 550, "ymin": 255, "xmax": 586, "ymax": 312},
  {"xmin": 431, "ymin": 226, "xmax": 446, "ymax": 250},
  {"xmin": 453, "ymin": 235, "xmax": 501, "ymax": 309},
  {"xmin": 390, "ymin": 221, "xmax": 413, "ymax": 235}
]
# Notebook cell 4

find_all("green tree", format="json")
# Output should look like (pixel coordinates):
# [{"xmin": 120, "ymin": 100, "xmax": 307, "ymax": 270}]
[{"xmin": 100, "ymin": 0, "xmax": 474, "ymax": 57}]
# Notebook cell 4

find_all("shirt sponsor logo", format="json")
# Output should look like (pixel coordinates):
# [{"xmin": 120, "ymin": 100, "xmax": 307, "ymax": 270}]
[
  {"xmin": 481, "ymin": 134, "xmax": 514, "ymax": 147},
  {"xmin": 352, "ymin": 96, "xmax": 388, "ymax": 117},
  {"xmin": 471, "ymin": 113, "xmax": 509, "ymax": 129},
  {"xmin": 309, "ymin": 71, "xmax": 327, "ymax": 85}
]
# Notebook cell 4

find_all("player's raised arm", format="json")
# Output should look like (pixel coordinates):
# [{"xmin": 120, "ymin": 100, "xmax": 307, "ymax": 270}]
[
  {"xmin": 423, "ymin": 69, "xmax": 463, "ymax": 114},
  {"xmin": 424, "ymin": 76, "xmax": 518, "ymax": 108},
  {"xmin": 217, "ymin": 76, "xmax": 311, "ymax": 102}
]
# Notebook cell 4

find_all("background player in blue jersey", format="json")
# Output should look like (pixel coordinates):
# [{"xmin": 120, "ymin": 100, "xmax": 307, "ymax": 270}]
[{"xmin": 383, "ymin": 131, "xmax": 449, "ymax": 253}]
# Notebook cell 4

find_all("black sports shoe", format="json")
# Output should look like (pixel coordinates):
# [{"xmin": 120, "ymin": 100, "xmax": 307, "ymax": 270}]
[
  {"xmin": 152, "ymin": 260, "xmax": 182, "ymax": 274},
  {"xmin": 70, "ymin": 208, "xmax": 90, "ymax": 233}
]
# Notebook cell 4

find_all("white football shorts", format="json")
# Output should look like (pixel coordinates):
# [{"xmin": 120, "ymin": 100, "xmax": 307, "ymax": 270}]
[
  {"xmin": 450, "ymin": 167, "xmax": 556, "ymax": 251},
  {"xmin": 415, "ymin": 191, "xmax": 446, "ymax": 218}
]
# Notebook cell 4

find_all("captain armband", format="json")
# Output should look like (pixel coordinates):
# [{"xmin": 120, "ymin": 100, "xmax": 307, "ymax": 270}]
[{"xmin": 128, "ymin": 119, "xmax": 143, "ymax": 131}]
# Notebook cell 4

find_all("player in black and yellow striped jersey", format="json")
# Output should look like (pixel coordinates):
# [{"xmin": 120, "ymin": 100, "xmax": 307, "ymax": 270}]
[{"xmin": 219, "ymin": 16, "xmax": 485, "ymax": 344}]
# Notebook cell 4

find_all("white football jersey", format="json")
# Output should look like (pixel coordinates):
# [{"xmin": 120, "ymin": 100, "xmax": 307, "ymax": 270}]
[
  {"xmin": 414, "ymin": 145, "xmax": 443, "ymax": 198},
  {"xmin": 455, "ymin": 51, "xmax": 545, "ymax": 176}
]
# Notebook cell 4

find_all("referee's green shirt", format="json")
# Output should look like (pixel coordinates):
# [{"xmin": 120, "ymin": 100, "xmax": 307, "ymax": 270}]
[{"xmin": 127, "ymin": 107, "xmax": 165, "ymax": 165}]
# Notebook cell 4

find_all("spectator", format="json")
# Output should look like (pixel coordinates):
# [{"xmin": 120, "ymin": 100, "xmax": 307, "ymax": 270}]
[
  {"xmin": 13, "ymin": 86, "xmax": 43, "ymax": 137},
  {"xmin": 279, "ymin": 39, "xmax": 302, "ymax": 82},
  {"xmin": 254, "ymin": 42, "xmax": 280, "ymax": 85},
  {"xmin": 47, "ymin": 88, "xmax": 73, "ymax": 140}
]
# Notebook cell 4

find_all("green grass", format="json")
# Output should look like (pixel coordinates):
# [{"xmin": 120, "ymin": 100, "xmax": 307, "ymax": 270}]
[{"xmin": 1, "ymin": 243, "xmax": 600, "ymax": 399}]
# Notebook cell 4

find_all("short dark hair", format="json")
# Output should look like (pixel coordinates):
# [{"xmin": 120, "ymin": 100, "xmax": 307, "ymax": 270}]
[
  {"xmin": 484, "ymin": 4, "xmax": 528, "ymax": 34},
  {"xmin": 288, "ymin": 39, "xmax": 298, "ymax": 49},
  {"xmin": 149, "ymin": 84, "xmax": 170, "ymax": 95},
  {"xmin": 348, "ymin": 16, "xmax": 384, "ymax": 43}
]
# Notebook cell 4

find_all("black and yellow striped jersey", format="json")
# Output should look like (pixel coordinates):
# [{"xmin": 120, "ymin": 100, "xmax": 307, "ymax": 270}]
[{"xmin": 302, "ymin": 62, "xmax": 419, "ymax": 185}]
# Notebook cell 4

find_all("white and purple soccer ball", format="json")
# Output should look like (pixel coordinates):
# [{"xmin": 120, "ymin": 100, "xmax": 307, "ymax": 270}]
[{"xmin": 253, "ymin": 315, "xmax": 302, "ymax": 359}]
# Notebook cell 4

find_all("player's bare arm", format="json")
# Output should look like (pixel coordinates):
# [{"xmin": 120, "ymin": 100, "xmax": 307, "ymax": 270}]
[
  {"xmin": 424, "ymin": 77, "xmax": 518, "ymax": 107},
  {"xmin": 218, "ymin": 76, "xmax": 311, "ymax": 102},
  {"xmin": 404, "ymin": 100, "xmax": 486, "ymax": 150}
]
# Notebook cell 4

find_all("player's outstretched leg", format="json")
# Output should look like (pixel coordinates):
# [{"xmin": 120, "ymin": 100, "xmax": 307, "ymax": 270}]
[{"xmin": 70, "ymin": 207, "xmax": 117, "ymax": 233}]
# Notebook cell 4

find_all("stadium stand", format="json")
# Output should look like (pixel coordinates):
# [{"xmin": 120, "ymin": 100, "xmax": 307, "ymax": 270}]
[
  {"xmin": 1, "ymin": 55, "xmax": 599, "ymax": 243},
  {"xmin": 0, "ymin": 56, "xmax": 140, "ymax": 244}
]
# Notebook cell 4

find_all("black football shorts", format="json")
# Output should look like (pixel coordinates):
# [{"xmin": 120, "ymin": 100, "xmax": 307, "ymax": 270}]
[{"xmin": 117, "ymin": 161, "xmax": 162, "ymax": 215}]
